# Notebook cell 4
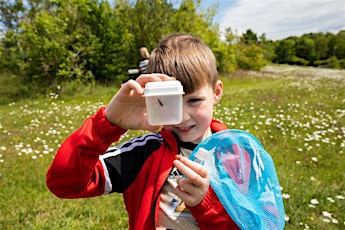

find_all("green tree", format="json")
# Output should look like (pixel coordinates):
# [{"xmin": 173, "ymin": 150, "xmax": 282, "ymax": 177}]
[
  {"xmin": 262, "ymin": 40, "xmax": 275, "ymax": 62},
  {"xmin": 295, "ymin": 36, "xmax": 316, "ymax": 65},
  {"xmin": 241, "ymin": 29, "xmax": 258, "ymax": 45},
  {"xmin": 258, "ymin": 33, "xmax": 275, "ymax": 62},
  {"xmin": 274, "ymin": 39, "xmax": 296, "ymax": 64},
  {"xmin": 214, "ymin": 27, "xmax": 236, "ymax": 73},
  {"xmin": 117, "ymin": 0, "xmax": 175, "ymax": 67},
  {"xmin": 81, "ymin": 1, "xmax": 131, "ymax": 83},
  {"xmin": 234, "ymin": 29, "xmax": 265, "ymax": 70},
  {"xmin": 334, "ymin": 30, "xmax": 345, "ymax": 59},
  {"xmin": 172, "ymin": 1, "xmax": 233, "ymax": 72},
  {"xmin": 313, "ymin": 33, "xmax": 329, "ymax": 60},
  {"xmin": 271, "ymin": 31, "xmax": 344, "ymax": 69},
  {"xmin": 327, "ymin": 56, "xmax": 341, "ymax": 69},
  {"xmin": 1, "ymin": 0, "xmax": 131, "ymax": 93},
  {"xmin": 0, "ymin": 0, "xmax": 250, "ymax": 98},
  {"xmin": 236, "ymin": 43, "xmax": 265, "ymax": 70},
  {"xmin": 119, "ymin": 0, "xmax": 232, "ymax": 73}
]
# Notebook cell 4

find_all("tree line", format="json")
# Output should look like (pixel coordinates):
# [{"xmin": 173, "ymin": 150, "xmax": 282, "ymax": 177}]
[
  {"xmin": 229, "ymin": 28, "xmax": 345, "ymax": 69},
  {"xmin": 270, "ymin": 31, "xmax": 345, "ymax": 68},
  {"xmin": 0, "ymin": 0, "xmax": 344, "ymax": 95}
]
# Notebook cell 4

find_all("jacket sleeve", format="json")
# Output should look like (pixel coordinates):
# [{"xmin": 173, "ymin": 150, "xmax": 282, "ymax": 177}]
[
  {"xmin": 188, "ymin": 186, "xmax": 240, "ymax": 230},
  {"xmin": 46, "ymin": 107, "xmax": 127, "ymax": 198}
]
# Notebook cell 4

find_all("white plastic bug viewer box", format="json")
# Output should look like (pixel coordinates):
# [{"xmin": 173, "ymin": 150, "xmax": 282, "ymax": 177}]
[{"xmin": 144, "ymin": 81, "xmax": 184, "ymax": 125}]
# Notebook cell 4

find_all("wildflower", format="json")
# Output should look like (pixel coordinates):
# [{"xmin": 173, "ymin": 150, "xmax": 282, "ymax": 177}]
[
  {"xmin": 310, "ymin": 199, "xmax": 319, "ymax": 205},
  {"xmin": 311, "ymin": 157, "xmax": 318, "ymax": 162},
  {"xmin": 282, "ymin": 193, "xmax": 291, "ymax": 199},
  {"xmin": 327, "ymin": 197, "xmax": 335, "ymax": 203},
  {"xmin": 332, "ymin": 218, "xmax": 339, "ymax": 224},
  {"xmin": 322, "ymin": 211, "xmax": 332, "ymax": 218}
]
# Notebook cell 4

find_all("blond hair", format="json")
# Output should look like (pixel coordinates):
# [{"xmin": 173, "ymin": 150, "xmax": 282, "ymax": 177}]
[
  {"xmin": 147, "ymin": 34, "xmax": 218, "ymax": 94},
  {"xmin": 140, "ymin": 47, "xmax": 150, "ymax": 59}
]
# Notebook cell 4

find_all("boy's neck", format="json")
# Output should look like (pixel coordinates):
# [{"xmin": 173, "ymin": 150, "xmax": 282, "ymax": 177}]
[{"xmin": 178, "ymin": 140, "xmax": 198, "ymax": 151}]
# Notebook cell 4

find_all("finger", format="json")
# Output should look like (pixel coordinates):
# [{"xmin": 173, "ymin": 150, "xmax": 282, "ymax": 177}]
[
  {"xmin": 175, "ymin": 176, "xmax": 208, "ymax": 207},
  {"xmin": 175, "ymin": 155, "xmax": 209, "ymax": 179},
  {"xmin": 141, "ymin": 73, "xmax": 175, "ymax": 81},
  {"xmin": 176, "ymin": 177, "xmax": 194, "ymax": 192},
  {"xmin": 175, "ymin": 186, "xmax": 192, "ymax": 205},
  {"xmin": 173, "ymin": 159, "xmax": 208, "ymax": 187},
  {"xmin": 136, "ymin": 73, "xmax": 175, "ymax": 86},
  {"xmin": 175, "ymin": 177, "xmax": 195, "ymax": 196},
  {"xmin": 120, "ymin": 79, "xmax": 144, "ymax": 95}
]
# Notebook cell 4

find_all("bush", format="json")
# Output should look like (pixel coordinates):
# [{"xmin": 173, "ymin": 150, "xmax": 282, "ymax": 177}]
[
  {"xmin": 327, "ymin": 56, "xmax": 341, "ymax": 69},
  {"xmin": 339, "ymin": 59, "xmax": 345, "ymax": 69},
  {"xmin": 291, "ymin": 56, "xmax": 309, "ymax": 66},
  {"xmin": 213, "ymin": 42, "xmax": 236, "ymax": 73},
  {"xmin": 235, "ymin": 43, "xmax": 265, "ymax": 70}
]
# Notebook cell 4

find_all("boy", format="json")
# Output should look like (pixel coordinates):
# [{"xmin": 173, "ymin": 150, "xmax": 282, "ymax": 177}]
[{"xmin": 46, "ymin": 34, "xmax": 240, "ymax": 229}]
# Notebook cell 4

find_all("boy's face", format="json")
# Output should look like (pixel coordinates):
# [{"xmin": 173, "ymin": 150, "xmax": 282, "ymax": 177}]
[{"xmin": 163, "ymin": 81, "xmax": 223, "ymax": 144}]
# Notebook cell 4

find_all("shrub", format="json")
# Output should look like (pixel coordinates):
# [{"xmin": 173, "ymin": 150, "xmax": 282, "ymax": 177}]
[{"xmin": 235, "ymin": 43, "xmax": 265, "ymax": 70}]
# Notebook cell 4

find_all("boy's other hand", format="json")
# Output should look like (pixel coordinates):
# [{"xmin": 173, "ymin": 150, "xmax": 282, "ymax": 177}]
[
  {"xmin": 173, "ymin": 155, "xmax": 210, "ymax": 207},
  {"xmin": 105, "ymin": 74, "xmax": 174, "ymax": 131}
]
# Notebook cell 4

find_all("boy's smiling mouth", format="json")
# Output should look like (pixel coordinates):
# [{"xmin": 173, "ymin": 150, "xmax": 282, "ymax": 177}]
[{"xmin": 176, "ymin": 125, "xmax": 195, "ymax": 133}]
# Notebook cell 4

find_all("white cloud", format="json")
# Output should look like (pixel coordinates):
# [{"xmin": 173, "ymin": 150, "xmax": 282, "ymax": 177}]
[{"xmin": 218, "ymin": 0, "xmax": 345, "ymax": 40}]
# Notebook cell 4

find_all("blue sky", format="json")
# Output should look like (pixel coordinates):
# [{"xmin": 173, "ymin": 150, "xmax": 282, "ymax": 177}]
[{"xmin": 203, "ymin": 0, "xmax": 345, "ymax": 40}]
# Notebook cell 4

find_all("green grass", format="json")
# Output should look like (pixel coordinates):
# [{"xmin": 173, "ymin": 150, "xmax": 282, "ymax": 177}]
[{"xmin": 0, "ymin": 65, "xmax": 344, "ymax": 229}]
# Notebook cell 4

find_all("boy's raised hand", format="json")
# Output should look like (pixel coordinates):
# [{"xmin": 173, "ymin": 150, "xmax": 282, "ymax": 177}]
[
  {"xmin": 105, "ymin": 74, "xmax": 174, "ymax": 131},
  {"xmin": 173, "ymin": 155, "xmax": 210, "ymax": 207}
]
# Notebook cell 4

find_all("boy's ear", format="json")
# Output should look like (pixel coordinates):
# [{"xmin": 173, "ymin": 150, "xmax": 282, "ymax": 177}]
[{"xmin": 214, "ymin": 80, "xmax": 223, "ymax": 103}]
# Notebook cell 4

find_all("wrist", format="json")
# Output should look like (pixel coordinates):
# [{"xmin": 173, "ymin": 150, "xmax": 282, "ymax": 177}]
[{"xmin": 94, "ymin": 107, "xmax": 127, "ymax": 144}]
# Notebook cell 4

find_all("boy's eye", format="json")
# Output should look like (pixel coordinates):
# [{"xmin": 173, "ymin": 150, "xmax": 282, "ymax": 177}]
[{"xmin": 188, "ymin": 98, "xmax": 202, "ymax": 104}]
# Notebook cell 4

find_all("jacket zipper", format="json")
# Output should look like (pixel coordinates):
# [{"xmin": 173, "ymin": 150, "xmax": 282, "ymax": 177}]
[{"xmin": 152, "ymin": 136, "xmax": 181, "ymax": 229}]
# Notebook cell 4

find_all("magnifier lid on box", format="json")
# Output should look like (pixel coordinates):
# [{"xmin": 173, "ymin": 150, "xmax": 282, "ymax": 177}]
[{"xmin": 144, "ymin": 81, "xmax": 184, "ymax": 96}]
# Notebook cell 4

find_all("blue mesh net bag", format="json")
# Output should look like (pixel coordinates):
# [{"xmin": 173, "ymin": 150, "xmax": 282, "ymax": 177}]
[{"xmin": 189, "ymin": 129, "xmax": 285, "ymax": 229}]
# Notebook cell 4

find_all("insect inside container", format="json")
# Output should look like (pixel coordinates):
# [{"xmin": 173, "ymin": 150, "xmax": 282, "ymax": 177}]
[{"xmin": 157, "ymin": 98, "xmax": 164, "ymax": 107}]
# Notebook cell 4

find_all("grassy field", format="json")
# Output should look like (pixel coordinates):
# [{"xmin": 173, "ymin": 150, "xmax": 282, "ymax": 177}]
[{"xmin": 0, "ymin": 65, "xmax": 344, "ymax": 229}]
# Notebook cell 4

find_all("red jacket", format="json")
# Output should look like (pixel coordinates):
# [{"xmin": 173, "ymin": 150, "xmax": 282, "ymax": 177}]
[{"xmin": 46, "ymin": 107, "xmax": 240, "ymax": 229}]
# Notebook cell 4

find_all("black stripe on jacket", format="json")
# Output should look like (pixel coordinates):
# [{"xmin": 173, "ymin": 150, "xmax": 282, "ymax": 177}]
[{"xmin": 101, "ymin": 132, "xmax": 164, "ymax": 193}]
